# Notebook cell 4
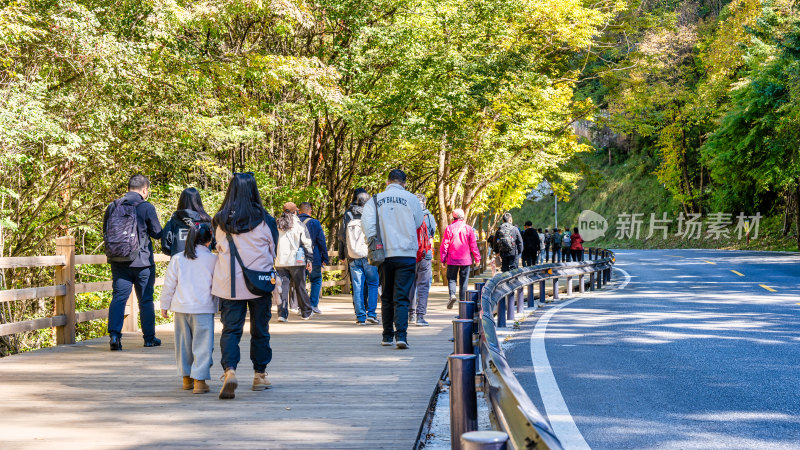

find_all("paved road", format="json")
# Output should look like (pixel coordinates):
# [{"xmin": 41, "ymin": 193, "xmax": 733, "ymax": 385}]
[{"xmin": 506, "ymin": 249, "xmax": 800, "ymax": 449}]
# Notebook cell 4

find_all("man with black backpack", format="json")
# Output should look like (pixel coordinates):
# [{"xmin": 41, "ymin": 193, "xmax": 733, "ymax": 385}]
[
  {"xmin": 494, "ymin": 213, "xmax": 524, "ymax": 272},
  {"xmin": 103, "ymin": 174, "xmax": 163, "ymax": 351}
]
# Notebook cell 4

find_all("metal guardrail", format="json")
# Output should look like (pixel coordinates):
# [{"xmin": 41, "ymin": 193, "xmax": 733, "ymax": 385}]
[{"xmin": 446, "ymin": 248, "xmax": 616, "ymax": 450}]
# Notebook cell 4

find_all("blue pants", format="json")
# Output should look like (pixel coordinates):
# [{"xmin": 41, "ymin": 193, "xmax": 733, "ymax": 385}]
[
  {"xmin": 380, "ymin": 258, "xmax": 416, "ymax": 342},
  {"xmin": 219, "ymin": 298, "xmax": 272, "ymax": 372},
  {"xmin": 552, "ymin": 247, "xmax": 561, "ymax": 263},
  {"xmin": 309, "ymin": 265, "xmax": 323, "ymax": 308},
  {"xmin": 350, "ymin": 258, "xmax": 379, "ymax": 322},
  {"xmin": 173, "ymin": 312, "xmax": 215, "ymax": 380},
  {"xmin": 108, "ymin": 264, "xmax": 156, "ymax": 341}
]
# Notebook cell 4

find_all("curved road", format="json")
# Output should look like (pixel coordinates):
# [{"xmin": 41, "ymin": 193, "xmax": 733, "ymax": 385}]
[{"xmin": 506, "ymin": 249, "xmax": 800, "ymax": 449}]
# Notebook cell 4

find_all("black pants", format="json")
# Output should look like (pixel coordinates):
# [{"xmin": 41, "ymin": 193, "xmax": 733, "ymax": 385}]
[
  {"xmin": 108, "ymin": 264, "xmax": 156, "ymax": 341},
  {"xmin": 501, "ymin": 254, "xmax": 518, "ymax": 272},
  {"xmin": 521, "ymin": 252, "xmax": 537, "ymax": 267},
  {"xmin": 219, "ymin": 297, "xmax": 272, "ymax": 372},
  {"xmin": 379, "ymin": 258, "xmax": 416, "ymax": 342},
  {"xmin": 446, "ymin": 265, "xmax": 470, "ymax": 301},
  {"xmin": 562, "ymin": 248, "xmax": 571, "ymax": 262},
  {"xmin": 278, "ymin": 267, "xmax": 312, "ymax": 319}
]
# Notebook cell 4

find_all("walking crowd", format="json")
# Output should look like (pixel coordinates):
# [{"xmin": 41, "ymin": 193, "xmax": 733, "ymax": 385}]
[{"xmin": 102, "ymin": 170, "xmax": 584, "ymax": 399}]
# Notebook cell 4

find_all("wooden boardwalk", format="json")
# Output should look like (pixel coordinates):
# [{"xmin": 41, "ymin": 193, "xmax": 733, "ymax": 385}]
[{"xmin": 0, "ymin": 286, "xmax": 456, "ymax": 449}]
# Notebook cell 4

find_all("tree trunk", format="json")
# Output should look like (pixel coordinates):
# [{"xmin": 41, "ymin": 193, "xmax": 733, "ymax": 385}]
[{"xmin": 795, "ymin": 178, "xmax": 800, "ymax": 251}]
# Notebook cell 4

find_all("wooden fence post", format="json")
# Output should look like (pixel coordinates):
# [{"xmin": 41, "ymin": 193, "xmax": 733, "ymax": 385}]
[
  {"xmin": 54, "ymin": 236, "xmax": 76, "ymax": 345},
  {"xmin": 122, "ymin": 290, "xmax": 139, "ymax": 332}
]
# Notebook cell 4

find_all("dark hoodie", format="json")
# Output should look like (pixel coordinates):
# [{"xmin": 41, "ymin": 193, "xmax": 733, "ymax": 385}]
[
  {"xmin": 337, "ymin": 202, "xmax": 364, "ymax": 259},
  {"xmin": 161, "ymin": 209, "xmax": 210, "ymax": 256}
]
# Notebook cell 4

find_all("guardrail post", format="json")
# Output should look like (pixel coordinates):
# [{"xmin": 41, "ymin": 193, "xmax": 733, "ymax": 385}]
[
  {"xmin": 527, "ymin": 284, "xmax": 535, "ymax": 307},
  {"xmin": 566, "ymin": 276, "xmax": 572, "ymax": 297},
  {"xmin": 589, "ymin": 272, "xmax": 595, "ymax": 291},
  {"xmin": 506, "ymin": 293, "xmax": 514, "ymax": 321},
  {"xmin": 449, "ymin": 354, "xmax": 478, "ymax": 450},
  {"xmin": 459, "ymin": 300, "xmax": 475, "ymax": 321},
  {"xmin": 453, "ymin": 319, "xmax": 473, "ymax": 354},
  {"xmin": 579, "ymin": 274, "xmax": 585, "ymax": 293},
  {"xmin": 516, "ymin": 288, "xmax": 524, "ymax": 315},
  {"xmin": 597, "ymin": 270, "xmax": 602, "ymax": 289},
  {"xmin": 589, "ymin": 248, "xmax": 594, "ymax": 260},
  {"xmin": 467, "ymin": 289, "xmax": 480, "ymax": 311},
  {"xmin": 539, "ymin": 280, "xmax": 546, "ymax": 304},
  {"xmin": 552, "ymin": 278, "xmax": 560, "ymax": 301},
  {"xmin": 461, "ymin": 431, "xmax": 509, "ymax": 450},
  {"xmin": 497, "ymin": 295, "xmax": 506, "ymax": 328},
  {"xmin": 54, "ymin": 236, "xmax": 76, "ymax": 345}
]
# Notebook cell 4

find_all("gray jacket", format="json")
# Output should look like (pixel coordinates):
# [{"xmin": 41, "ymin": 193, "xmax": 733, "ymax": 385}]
[{"xmin": 361, "ymin": 183, "xmax": 424, "ymax": 259}]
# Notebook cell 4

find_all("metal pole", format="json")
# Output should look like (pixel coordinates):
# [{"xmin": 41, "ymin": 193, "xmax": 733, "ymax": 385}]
[
  {"xmin": 554, "ymin": 194, "xmax": 558, "ymax": 229},
  {"xmin": 468, "ymin": 289, "xmax": 481, "ymax": 312},
  {"xmin": 527, "ymin": 284, "xmax": 535, "ymax": 307},
  {"xmin": 516, "ymin": 289, "xmax": 524, "ymax": 315},
  {"xmin": 506, "ymin": 293, "xmax": 514, "ymax": 321},
  {"xmin": 497, "ymin": 296, "xmax": 506, "ymax": 328},
  {"xmin": 552, "ymin": 278, "xmax": 559, "ymax": 301},
  {"xmin": 597, "ymin": 270, "xmax": 602, "ymax": 289},
  {"xmin": 453, "ymin": 319, "xmax": 473, "ymax": 354},
  {"xmin": 461, "ymin": 431, "xmax": 509, "ymax": 450},
  {"xmin": 459, "ymin": 300, "xmax": 475, "ymax": 321},
  {"xmin": 589, "ymin": 272, "xmax": 595, "ymax": 291},
  {"xmin": 579, "ymin": 274, "xmax": 585, "ymax": 293},
  {"xmin": 539, "ymin": 279, "xmax": 546, "ymax": 305},
  {"xmin": 449, "ymin": 354, "xmax": 478, "ymax": 450}
]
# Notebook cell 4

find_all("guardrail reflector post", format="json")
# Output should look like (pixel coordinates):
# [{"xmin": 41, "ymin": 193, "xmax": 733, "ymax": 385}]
[
  {"xmin": 552, "ymin": 278, "xmax": 560, "ymax": 301},
  {"xmin": 461, "ymin": 431, "xmax": 509, "ymax": 450},
  {"xmin": 449, "ymin": 354, "xmax": 478, "ymax": 450},
  {"xmin": 506, "ymin": 293, "xmax": 514, "ymax": 321},
  {"xmin": 453, "ymin": 319, "xmax": 474, "ymax": 354},
  {"xmin": 497, "ymin": 296, "xmax": 506, "ymax": 328},
  {"xmin": 566, "ymin": 276, "xmax": 572, "ymax": 297},
  {"xmin": 527, "ymin": 284, "xmax": 535, "ymax": 307},
  {"xmin": 539, "ymin": 280, "xmax": 546, "ymax": 304},
  {"xmin": 579, "ymin": 274, "xmax": 585, "ymax": 293}
]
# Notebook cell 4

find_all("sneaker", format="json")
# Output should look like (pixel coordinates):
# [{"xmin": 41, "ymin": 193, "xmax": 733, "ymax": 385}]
[
  {"xmin": 396, "ymin": 340, "xmax": 409, "ymax": 349},
  {"xmin": 312, "ymin": 307, "xmax": 322, "ymax": 314},
  {"xmin": 366, "ymin": 316, "xmax": 380, "ymax": 324},
  {"xmin": 415, "ymin": 317, "xmax": 429, "ymax": 327},
  {"xmin": 447, "ymin": 296, "xmax": 458, "ymax": 309},
  {"xmin": 381, "ymin": 338, "xmax": 394, "ymax": 347},
  {"xmin": 182, "ymin": 376, "xmax": 193, "ymax": 390},
  {"xmin": 409, "ymin": 314, "xmax": 416, "ymax": 324},
  {"xmin": 252, "ymin": 372, "xmax": 272, "ymax": 391},
  {"xmin": 144, "ymin": 337, "xmax": 161, "ymax": 348},
  {"xmin": 290, "ymin": 308, "xmax": 300, "ymax": 315},
  {"xmin": 356, "ymin": 320, "xmax": 366, "ymax": 326},
  {"xmin": 218, "ymin": 369, "xmax": 238, "ymax": 400},
  {"xmin": 193, "ymin": 379, "xmax": 210, "ymax": 394},
  {"xmin": 277, "ymin": 316, "xmax": 288, "ymax": 323},
  {"xmin": 302, "ymin": 312, "xmax": 314, "ymax": 321}
]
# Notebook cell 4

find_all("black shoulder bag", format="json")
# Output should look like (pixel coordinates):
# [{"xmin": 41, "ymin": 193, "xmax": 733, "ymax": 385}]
[{"xmin": 226, "ymin": 232, "xmax": 277, "ymax": 297}]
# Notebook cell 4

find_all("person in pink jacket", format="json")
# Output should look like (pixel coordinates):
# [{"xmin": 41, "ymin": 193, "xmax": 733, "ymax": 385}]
[{"xmin": 440, "ymin": 209, "xmax": 481, "ymax": 309}]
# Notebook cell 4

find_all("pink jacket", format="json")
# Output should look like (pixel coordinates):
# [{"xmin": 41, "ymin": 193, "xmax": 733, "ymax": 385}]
[
  {"xmin": 211, "ymin": 221, "xmax": 276, "ymax": 300},
  {"xmin": 440, "ymin": 220, "xmax": 481, "ymax": 266}
]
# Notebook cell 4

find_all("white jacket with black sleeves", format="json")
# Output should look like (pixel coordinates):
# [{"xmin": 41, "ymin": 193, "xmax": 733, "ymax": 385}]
[
  {"xmin": 361, "ymin": 183, "xmax": 424, "ymax": 259},
  {"xmin": 160, "ymin": 245, "xmax": 218, "ymax": 314}
]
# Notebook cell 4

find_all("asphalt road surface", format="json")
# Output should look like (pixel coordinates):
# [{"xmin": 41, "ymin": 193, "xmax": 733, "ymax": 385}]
[{"xmin": 505, "ymin": 249, "xmax": 800, "ymax": 449}]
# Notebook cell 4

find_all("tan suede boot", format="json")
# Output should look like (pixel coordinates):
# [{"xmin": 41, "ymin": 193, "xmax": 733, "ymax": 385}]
[
  {"xmin": 252, "ymin": 372, "xmax": 272, "ymax": 391},
  {"xmin": 218, "ymin": 369, "xmax": 237, "ymax": 399},
  {"xmin": 193, "ymin": 379, "xmax": 210, "ymax": 394},
  {"xmin": 182, "ymin": 376, "xmax": 193, "ymax": 390}
]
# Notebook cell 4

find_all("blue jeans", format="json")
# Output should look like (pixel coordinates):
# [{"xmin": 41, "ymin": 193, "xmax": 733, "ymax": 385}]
[
  {"xmin": 349, "ymin": 258, "xmax": 379, "ymax": 322},
  {"xmin": 309, "ymin": 265, "xmax": 323, "ymax": 308},
  {"xmin": 219, "ymin": 298, "xmax": 272, "ymax": 372},
  {"xmin": 108, "ymin": 264, "xmax": 156, "ymax": 341},
  {"xmin": 173, "ymin": 312, "xmax": 214, "ymax": 380},
  {"xmin": 552, "ymin": 247, "xmax": 561, "ymax": 263}
]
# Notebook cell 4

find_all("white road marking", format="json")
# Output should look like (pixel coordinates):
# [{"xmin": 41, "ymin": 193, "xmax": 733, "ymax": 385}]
[{"xmin": 530, "ymin": 267, "xmax": 631, "ymax": 450}]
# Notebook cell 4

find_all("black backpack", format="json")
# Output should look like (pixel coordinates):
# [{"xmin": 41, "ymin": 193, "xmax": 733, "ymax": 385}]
[
  {"xmin": 496, "ymin": 224, "xmax": 515, "ymax": 254},
  {"xmin": 104, "ymin": 197, "xmax": 144, "ymax": 262}
]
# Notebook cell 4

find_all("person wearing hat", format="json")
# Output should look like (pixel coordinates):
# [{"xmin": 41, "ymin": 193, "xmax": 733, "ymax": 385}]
[
  {"xmin": 274, "ymin": 201, "xmax": 314, "ymax": 321},
  {"xmin": 439, "ymin": 208, "xmax": 481, "ymax": 309}
]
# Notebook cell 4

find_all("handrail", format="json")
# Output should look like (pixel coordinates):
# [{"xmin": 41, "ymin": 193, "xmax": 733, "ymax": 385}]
[{"xmin": 477, "ymin": 248, "xmax": 615, "ymax": 449}]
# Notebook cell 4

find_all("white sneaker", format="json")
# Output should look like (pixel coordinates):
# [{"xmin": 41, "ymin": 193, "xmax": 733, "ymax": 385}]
[{"xmin": 277, "ymin": 317, "xmax": 288, "ymax": 323}]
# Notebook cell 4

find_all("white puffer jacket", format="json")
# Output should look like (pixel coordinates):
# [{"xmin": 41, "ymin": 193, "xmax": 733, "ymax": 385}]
[{"xmin": 275, "ymin": 214, "xmax": 313, "ymax": 268}]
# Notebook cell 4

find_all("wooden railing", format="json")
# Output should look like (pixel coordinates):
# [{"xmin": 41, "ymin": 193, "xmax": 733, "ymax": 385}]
[{"xmin": 0, "ymin": 236, "xmax": 349, "ymax": 343}]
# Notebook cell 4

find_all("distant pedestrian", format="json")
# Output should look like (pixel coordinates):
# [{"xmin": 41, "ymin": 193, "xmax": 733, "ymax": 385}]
[
  {"xmin": 211, "ymin": 172, "xmax": 278, "ymax": 399},
  {"xmin": 494, "ymin": 213, "xmax": 523, "ymax": 272},
  {"xmin": 521, "ymin": 221, "xmax": 541, "ymax": 267},
  {"xmin": 570, "ymin": 227, "xmax": 585, "ymax": 261},
  {"xmin": 275, "ymin": 202, "xmax": 314, "ymax": 322},
  {"xmin": 103, "ymin": 174, "xmax": 163, "ymax": 351},
  {"xmin": 537, "ymin": 228, "xmax": 545, "ymax": 263},
  {"xmin": 361, "ymin": 169, "xmax": 423, "ymax": 349},
  {"xmin": 410, "ymin": 194, "xmax": 437, "ymax": 326},
  {"xmin": 162, "ymin": 187, "xmax": 214, "ymax": 257},
  {"xmin": 551, "ymin": 228, "xmax": 562, "ymax": 263},
  {"xmin": 160, "ymin": 224, "xmax": 217, "ymax": 394},
  {"xmin": 298, "ymin": 202, "xmax": 329, "ymax": 315},
  {"xmin": 562, "ymin": 229, "xmax": 572, "ymax": 262},
  {"xmin": 440, "ymin": 208, "xmax": 480, "ymax": 309},
  {"xmin": 340, "ymin": 190, "xmax": 380, "ymax": 325}
]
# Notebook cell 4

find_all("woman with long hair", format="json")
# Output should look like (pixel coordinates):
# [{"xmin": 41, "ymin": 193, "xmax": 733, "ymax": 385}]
[
  {"xmin": 211, "ymin": 173, "xmax": 277, "ymax": 400},
  {"xmin": 161, "ymin": 187, "xmax": 214, "ymax": 256},
  {"xmin": 274, "ymin": 202, "xmax": 314, "ymax": 322}
]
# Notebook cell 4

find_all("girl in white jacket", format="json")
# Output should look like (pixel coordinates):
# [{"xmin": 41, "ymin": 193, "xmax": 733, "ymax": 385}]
[{"xmin": 160, "ymin": 224, "xmax": 218, "ymax": 394}]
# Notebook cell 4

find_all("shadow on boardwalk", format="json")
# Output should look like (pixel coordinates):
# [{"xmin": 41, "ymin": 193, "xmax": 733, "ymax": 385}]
[{"xmin": 0, "ymin": 286, "xmax": 455, "ymax": 449}]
